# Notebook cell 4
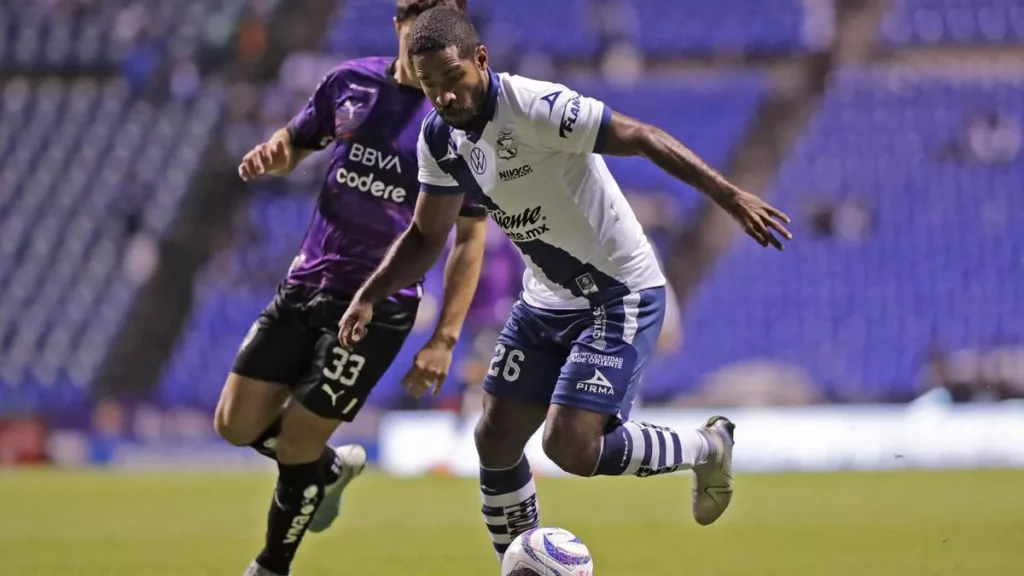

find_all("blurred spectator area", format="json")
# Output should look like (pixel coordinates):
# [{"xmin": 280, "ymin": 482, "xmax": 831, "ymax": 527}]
[
  {"xmin": 0, "ymin": 77, "xmax": 223, "ymax": 416},
  {"xmin": 324, "ymin": 0, "xmax": 834, "ymax": 59},
  {"xmin": 0, "ymin": 0, "xmax": 281, "ymax": 78},
  {"xmin": 882, "ymin": 0, "xmax": 1024, "ymax": 47},
  {"xmin": 644, "ymin": 66, "xmax": 1024, "ymax": 404}
]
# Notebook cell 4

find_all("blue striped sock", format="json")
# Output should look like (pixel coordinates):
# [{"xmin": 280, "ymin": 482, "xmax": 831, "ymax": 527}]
[
  {"xmin": 595, "ymin": 421, "xmax": 709, "ymax": 477},
  {"xmin": 479, "ymin": 456, "xmax": 540, "ymax": 563}
]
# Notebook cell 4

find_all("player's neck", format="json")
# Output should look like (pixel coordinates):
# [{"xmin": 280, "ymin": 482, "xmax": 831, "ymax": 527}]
[{"xmin": 392, "ymin": 58, "xmax": 421, "ymax": 90}]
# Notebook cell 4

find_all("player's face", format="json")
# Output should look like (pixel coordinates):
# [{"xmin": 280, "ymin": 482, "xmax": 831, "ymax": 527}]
[{"xmin": 414, "ymin": 45, "xmax": 489, "ymax": 129}]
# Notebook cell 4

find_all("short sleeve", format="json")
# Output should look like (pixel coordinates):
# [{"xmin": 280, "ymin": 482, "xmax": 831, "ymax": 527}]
[
  {"xmin": 417, "ymin": 116, "xmax": 463, "ymax": 196},
  {"xmin": 286, "ymin": 68, "xmax": 345, "ymax": 151},
  {"xmin": 458, "ymin": 194, "xmax": 488, "ymax": 218},
  {"xmin": 526, "ymin": 84, "xmax": 612, "ymax": 154}
]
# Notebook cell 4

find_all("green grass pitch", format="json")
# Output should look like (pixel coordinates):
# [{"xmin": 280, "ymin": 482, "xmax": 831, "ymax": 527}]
[{"xmin": 1, "ymin": 469, "xmax": 1022, "ymax": 575}]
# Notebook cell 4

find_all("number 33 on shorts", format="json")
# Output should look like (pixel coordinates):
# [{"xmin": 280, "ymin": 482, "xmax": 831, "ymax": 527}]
[{"xmin": 320, "ymin": 346, "xmax": 366, "ymax": 416}]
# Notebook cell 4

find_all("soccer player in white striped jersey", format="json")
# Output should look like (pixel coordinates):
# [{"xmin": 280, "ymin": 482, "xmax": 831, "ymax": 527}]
[{"xmin": 338, "ymin": 7, "xmax": 792, "ymax": 563}]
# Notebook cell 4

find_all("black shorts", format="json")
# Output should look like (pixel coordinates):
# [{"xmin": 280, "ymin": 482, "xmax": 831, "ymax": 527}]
[{"xmin": 232, "ymin": 283, "xmax": 418, "ymax": 421}]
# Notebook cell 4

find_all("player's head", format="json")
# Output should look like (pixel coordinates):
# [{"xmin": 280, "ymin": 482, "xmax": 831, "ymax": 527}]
[
  {"xmin": 394, "ymin": 1, "xmax": 467, "ymax": 69},
  {"xmin": 407, "ymin": 6, "xmax": 488, "ymax": 129}
]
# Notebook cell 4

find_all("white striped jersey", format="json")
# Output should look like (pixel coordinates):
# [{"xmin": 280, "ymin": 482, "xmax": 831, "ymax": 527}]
[{"xmin": 417, "ymin": 70, "xmax": 665, "ymax": 310}]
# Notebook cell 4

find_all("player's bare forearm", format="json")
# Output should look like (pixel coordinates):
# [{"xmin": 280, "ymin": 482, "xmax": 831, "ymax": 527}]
[
  {"xmin": 354, "ymin": 193, "xmax": 465, "ymax": 306},
  {"xmin": 601, "ymin": 112, "xmax": 735, "ymax": 204},
  {"xmin": 355, "ymin": 224, "xmax": 446, "ymax": 305},
  {"xmin": 430, "ymin": 216, "xmax": 487, "ymax": 348},
  {"xmin": 266, "ymin": 129, "xmax": 312, "ymax": 176}
]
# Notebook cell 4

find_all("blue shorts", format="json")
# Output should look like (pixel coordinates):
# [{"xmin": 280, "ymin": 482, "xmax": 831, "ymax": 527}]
[{"xmin": 482, "ymin": 287, "xmax": 666, "ymax": 423}]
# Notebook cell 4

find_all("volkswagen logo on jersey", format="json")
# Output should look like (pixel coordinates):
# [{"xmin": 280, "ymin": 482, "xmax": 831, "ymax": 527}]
[{"xmin": 470, "ymin": 147, "xmax": 487, "ymax": 174}]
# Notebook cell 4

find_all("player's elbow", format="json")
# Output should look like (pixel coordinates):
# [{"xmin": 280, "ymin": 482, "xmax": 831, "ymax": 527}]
[
  {"xmin": 454, "ymin": 216, "xmax": 487, "ymax": 248},
  {"xmin": 409, "ymin": 221, "xmax": 449, "ymax": 258},
  {"xmin": 606, "ymin": 113, "xmax": 660, "ymax": 157}
]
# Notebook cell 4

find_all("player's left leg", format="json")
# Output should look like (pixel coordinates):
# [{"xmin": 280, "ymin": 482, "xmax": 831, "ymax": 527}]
[
  {"xmin": 246, "ymin": 299, "xmax": 417, "ymax": 576},
  {"xmin": 246, "ymin": 399, "xmax": 349, "ymax": 576},
  {"xmin": 541, "ymin": 287, "xmax": 735, "ymax": 526}
]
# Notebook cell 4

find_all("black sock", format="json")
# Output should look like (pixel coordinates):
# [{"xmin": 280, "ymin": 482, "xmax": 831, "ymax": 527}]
[
  {"xmin": 256, "ymin": 460, "xmax": 325, "ymax": 576},
  {"xmin": 248, "ymin": 418, "xmax": 340, "ymax": 485},
  {"xmin": 248, "ymin": 415, "xmax": 283, "ymax": 458},
  {"xmin": 320, "ymin": 446, "xmax": 342, "ymax": 485}
]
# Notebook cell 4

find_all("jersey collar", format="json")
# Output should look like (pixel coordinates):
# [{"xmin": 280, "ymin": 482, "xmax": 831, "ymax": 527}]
[{"xmin": 464, "ymin": 68, "xmax": 500, "ymax": 140}]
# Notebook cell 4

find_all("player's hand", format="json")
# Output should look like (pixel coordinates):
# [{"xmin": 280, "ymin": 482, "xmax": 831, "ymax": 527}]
[
  {"xmin": 721, "ymin": 188, "xmax": 792, "ymax": 250},
  {"xmin": 238, "ymin": 138, "xmax": 291, "ymax": 181},
  {"xmin": 338, "ymin": 299, "xmax": 374, "ymax": 349},
  {"xmin": 402, "ymin": 338, "xmax": 455, "ymax": 398}
]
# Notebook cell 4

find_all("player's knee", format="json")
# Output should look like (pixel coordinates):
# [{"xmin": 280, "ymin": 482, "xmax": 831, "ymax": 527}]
[
  {"xmin": 213, "ymin": 403, "xmax": 257, "ymax": 447},
  {"xmin": 474, "ymin": 411, "xmax": 526, "ymax": 469},
  {"xmin": 542, "ymin": 415, "xmax": 601, "ymax": 477}
]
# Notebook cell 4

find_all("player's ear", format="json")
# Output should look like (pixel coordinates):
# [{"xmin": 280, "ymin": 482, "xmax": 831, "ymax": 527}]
[
  {"xmin": 475, "ymin": 45, "xmax": 488, "ymax": 72},
  {"xmin": 393, "ymin": 17, "xmax": 400, "ymax": 37}
]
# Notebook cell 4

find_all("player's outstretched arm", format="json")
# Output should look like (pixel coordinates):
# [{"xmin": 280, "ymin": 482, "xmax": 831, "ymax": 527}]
[
  {"xmin": 601, "ymin": 111, "xmax": 793, "ymax": 250},
  {"xmin": 338, "ymin": 193, "xmax": 465, "ymax": 348},
  {"xmin": 403, "ymin": 214, "xmax": 488, "ymax": 397},
  {"xmin": 237, "ymin": 128, "xmax": 314, "ymax": 181}
]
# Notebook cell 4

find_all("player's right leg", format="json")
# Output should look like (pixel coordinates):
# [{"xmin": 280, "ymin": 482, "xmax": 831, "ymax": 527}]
[
  {"xmin": 541, "ymin": 287, "xmax": 735, "ymax": 526},
  {"xmin": 216, "ymin": 284, "xmax": 349, "ymax": 479},
  {"xmin": 474, "ymin": 301, "xmax": 566, "ymax": 563}
]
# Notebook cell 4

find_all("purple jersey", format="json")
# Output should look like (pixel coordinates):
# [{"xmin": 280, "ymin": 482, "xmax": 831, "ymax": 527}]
[{"xmin": 285, "ymin": 57, "xmax": 484, "ymax": 303}]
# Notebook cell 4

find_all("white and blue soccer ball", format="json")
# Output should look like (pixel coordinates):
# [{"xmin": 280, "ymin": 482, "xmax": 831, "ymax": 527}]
[{"xmin": 501, "ymin": 527, "xmax": 594, "ymax": 576}]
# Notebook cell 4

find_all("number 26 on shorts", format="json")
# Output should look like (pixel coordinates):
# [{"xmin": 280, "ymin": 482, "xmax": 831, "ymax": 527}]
[{"xmin": 488, "ymin": 344, "xmax": 524, "ymax": 382}]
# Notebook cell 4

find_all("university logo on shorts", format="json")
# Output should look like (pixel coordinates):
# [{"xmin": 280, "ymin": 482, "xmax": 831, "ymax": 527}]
[{"xmin": 470, "ymin": 147, "xmax": 487, "ymax": 174}]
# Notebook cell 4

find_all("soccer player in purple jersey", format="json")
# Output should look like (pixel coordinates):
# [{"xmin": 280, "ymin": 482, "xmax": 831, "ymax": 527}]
[{"xmin": 222, "ymin": 2, "xmax": 481, "ymax": 575}]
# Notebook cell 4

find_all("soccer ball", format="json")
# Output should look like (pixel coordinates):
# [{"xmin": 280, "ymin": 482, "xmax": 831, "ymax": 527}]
[{"xmin": 501, "ymin": 527, "xmax": 594, "ymax": 576}]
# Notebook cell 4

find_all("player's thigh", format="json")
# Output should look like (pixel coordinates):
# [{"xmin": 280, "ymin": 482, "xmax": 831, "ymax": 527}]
[
  {"xmin": 291, "ymin": 318, "xmax": 413, "ymax": 424},
  {"xmin": 477, "ymin": 303, "xmax": 565, "ymax": 467},
  {"xmin": 214, "ymin": 373, "xmax": 290, "ymax": 445},
  {"xmin": 481, "ymin": 301, "xmax": 566, "ymax": 409},
  {"xmin": 475, "ymin": 391, "xmax": 549, "ymax": 468},
  {"xmin": 551, "ymin": 287, "xmax": 667, "ymax": 427},
  {"xmin": 216, "ymin": 286, "xmax": 317, "ymax": 444}
]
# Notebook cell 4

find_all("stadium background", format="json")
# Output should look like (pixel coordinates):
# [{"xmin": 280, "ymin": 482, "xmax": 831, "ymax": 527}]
[{"xmin": 1, "ymin": 0, "xmax": 1023, "ymax": 574}]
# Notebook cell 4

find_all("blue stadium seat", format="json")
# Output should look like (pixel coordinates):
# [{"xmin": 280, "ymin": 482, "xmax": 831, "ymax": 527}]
[
  {"xmin": 643, "ymin": 67, "xmax": 1024, "ymax": 402},
  {"xmin": 0, "ymin": 78, "xmax": 223, "ymax": 416},
  {"xmin": 882, "ymin": 0, "xmax": 1024, "ymax": 46},
  {"xmin": 569, "ymin": 74, "xmax": 766, "ymax": 214},
  {"xmin": 621, "ymin": 0, "xmax": 821, "ymax": 55},
  {"xmin": 326, "ymin": 0, "xmax": 599, "ymax": 58}
]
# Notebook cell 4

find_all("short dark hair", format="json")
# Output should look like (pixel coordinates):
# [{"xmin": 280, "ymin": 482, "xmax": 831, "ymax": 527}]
[
  {"xmin": 395, "ymin": 0, "xmax": 467, "ymax": 23},
  {"xmin": 407, "ymin": 6, "xmax": 480, "ymax": 60}
]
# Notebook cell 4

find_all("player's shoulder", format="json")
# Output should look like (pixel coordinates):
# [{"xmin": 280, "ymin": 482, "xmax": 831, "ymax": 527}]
[
  {"xmin": 497, "ymin": 73, "xmax": 579, "ymax": 122},
  {"xmin": 320, "ymin": 56, "xmax": 392, "ymax": 87},
  {"xmin": 418, "ymin": 108, "xmax": 453, "ymax": 160}
]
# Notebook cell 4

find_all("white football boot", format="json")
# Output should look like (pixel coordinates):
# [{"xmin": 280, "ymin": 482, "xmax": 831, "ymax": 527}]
[
  {"xmin": 691, "ymin": 416, "xmax": 735, "ymax": 526},
  {"xmin": 243, "ymin": 561, "xmax": 283, "ymax": 576},
  {"xmin": 307, "ymin": 444, "xmax": 367, "ymax": 533}
]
